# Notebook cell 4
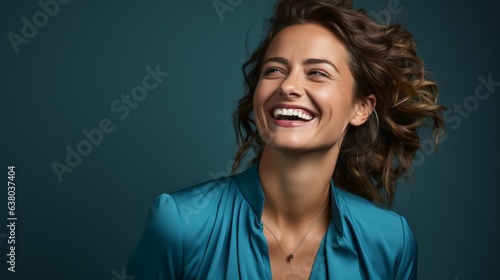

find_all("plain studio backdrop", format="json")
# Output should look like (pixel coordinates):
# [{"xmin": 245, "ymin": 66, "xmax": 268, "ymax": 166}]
[{"xmin": 1, "ymin": 0, "xmax": 498, "ymax": 279}]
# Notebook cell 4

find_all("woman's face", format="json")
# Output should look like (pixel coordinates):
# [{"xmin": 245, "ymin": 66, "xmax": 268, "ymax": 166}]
[{"xmin": 253, "ymin": 23, "xmax": 368, "ymax": 153}]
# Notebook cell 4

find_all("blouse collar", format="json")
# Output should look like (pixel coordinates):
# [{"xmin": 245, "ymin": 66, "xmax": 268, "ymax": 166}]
[{"xmin": 235, "ymin": 162, "xmax": 344, "ymax": 237}]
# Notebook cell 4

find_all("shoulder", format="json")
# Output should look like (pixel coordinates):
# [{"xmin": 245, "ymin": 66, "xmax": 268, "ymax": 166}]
[
  {"xmin": 147, "ymin": 175, "xmax": 246, "ymax": 249},
  {"xmin": 127, "ymin": 176, "xmax": 240, "ymax": 278},
  {"xmin": 168, "ymin": 175, "xmax": 239, "ymax": 223},
  {"xmin": 334, "ymin": 187, "xmax": 418, "ymax": 278},
  {"xmin": 335, "ymin": 187, "xmax": 404, "ymax": 228},
  {"xmin": 170, "ymin": 175, "xmax": 235, "ymax": 203},
  {"xmin": 135, "ymin": 175, "xmax": 234, "ymax": 239},
  {"xmin": 126, "ymin": 193, "xmax": 184, "ymax": 278}
]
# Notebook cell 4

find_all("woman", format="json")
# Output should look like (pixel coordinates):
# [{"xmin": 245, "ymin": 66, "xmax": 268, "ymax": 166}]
[{"xmin": 127, "ymin": 0, "xmax": 445, "ymax": 279}]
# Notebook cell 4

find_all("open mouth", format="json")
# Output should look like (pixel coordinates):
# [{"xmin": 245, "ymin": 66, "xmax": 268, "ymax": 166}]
[{"xmin": 270, "ymin": 107, "xmax": 316, "ymax": 122}]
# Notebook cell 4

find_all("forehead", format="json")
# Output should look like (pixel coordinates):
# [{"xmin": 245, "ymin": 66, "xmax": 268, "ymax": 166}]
[{"xmin": 264, "ymin": 23, "xmax": 349, "ymax": 67}]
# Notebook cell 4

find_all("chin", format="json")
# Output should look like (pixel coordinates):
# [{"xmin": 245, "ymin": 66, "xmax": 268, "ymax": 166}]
[
  {"xmin": 264, "ymin": 133, "xmax": 339, "ymax": 155},
  {"xmin": 265, "ymin": 135, "xmax": 313, "ymax": 152}
]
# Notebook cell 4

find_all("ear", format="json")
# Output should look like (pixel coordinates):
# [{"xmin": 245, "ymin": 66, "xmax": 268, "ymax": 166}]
[{"xmin": 349, "ymin": 94, "xmax": 377, "ymax": 127}]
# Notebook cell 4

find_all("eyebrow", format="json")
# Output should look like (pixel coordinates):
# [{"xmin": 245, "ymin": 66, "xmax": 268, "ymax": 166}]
[
  {"xmin": 262, "ymin": 57, "xmax": 340, "ymax": 74},
  {"xmin": 263, "ymin": 57, "xmax": 289, "ymax": 66},
  {"xmin": 304, "ymin": 58, "xmax": 340, "ymax": 74}
]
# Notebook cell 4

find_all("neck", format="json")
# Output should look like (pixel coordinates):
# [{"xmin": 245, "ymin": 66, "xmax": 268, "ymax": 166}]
[{"xmin": 259, "ymin": 145, "xmax": 339, "ymax": 227}]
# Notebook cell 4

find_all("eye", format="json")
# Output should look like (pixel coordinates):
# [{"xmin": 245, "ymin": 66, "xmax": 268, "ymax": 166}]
[
  {"xmin": 263, "ymin": 67, "xmax": 285, "ymax": 78},
  {"xmin": 308, "ymin": 70, "xmax": 330, "ymax": 78},
  {"xmin": 264, "ymin": 67, "xmax": 282, "ymax": 74}
]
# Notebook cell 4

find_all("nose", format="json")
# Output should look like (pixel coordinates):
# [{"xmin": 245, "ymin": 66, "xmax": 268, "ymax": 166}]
[{"xmin": 278, "ymin": 71, "xmax": 304, "ymax": 97}]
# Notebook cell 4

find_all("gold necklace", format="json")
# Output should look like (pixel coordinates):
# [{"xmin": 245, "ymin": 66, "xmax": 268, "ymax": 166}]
[{"xmin": 262, "ymin": 198, "xmax": 329, "ymax": 262}]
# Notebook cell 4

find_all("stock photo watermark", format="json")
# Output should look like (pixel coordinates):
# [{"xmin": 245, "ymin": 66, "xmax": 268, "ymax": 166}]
[
  {"xmin": 409, "ymin": 73, "xmax": 499, "ymax": 174},
  {"xmin": 7, "ymin": 0, "xmax": 71, "ymax": 54},
  {"xmin": 110, "ymin": 266, "xmax": 135, "ymax": 280},
  {"xmin": 213, "ymin": 0, "xmax": 243, "ymax": 21},
  {"xmin": 50, "ymin": 64, "xmax": 170, "ymax": 183},
  {"xmin": 369, "ymin": 0, "xmax": 412, "ymax": 24},
  {"xmin": 5, "ymin": 166, "xmax": 17, "ymax": 273},
  {"xmin": 177, "ymin": 159, "xmax": 243, "ymax": 225},
  {"xmin": 177, "ymin": 176, "xmax": 230, "ymax": 225}
]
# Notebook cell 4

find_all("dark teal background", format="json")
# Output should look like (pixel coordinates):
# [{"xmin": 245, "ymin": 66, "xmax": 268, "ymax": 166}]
[{"xmin": 1, "ymin": 0, "xmax": 498, "ymax": 279}]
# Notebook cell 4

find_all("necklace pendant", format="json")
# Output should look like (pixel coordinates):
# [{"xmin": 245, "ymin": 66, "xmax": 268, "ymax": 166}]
[{"xmin": 288, "ymin": 253, "xmax": 294, "ymax": 261}]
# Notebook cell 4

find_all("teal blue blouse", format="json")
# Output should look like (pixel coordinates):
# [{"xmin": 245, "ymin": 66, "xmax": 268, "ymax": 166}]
[{"xmin": 127, "ymin": 163, "xmax": 417, "ymax": 279}]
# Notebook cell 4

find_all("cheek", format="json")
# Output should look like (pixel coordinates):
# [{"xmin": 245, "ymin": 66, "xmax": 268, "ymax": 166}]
[
  {"xmin": 253, "ymin": 80, "xmax": 274, "ymax": 109},
  {"xmin": 312, "ymin": 86, "xmax": 355, "ymax": 125},
  {"xmin": 252, "ymin": 84, "xmax": 269, "ymax": 129},
  {"xmin": 253, "ymin": 81, "xmax": 275, "ymax": 142},
  {"xmin": 252, "ymin": 90, "xmax": 263, "ymax": 114}
]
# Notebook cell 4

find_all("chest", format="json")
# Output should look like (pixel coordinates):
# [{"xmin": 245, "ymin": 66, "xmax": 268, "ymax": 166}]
[{"xmin": 263, "ymin": 225, "xmax": 329, "ymax": 279}]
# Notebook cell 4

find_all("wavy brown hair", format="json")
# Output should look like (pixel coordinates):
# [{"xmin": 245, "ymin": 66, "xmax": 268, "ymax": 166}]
[{"xmin": 232, "ymin": 0, "xmax": 445, "ymax": 205}]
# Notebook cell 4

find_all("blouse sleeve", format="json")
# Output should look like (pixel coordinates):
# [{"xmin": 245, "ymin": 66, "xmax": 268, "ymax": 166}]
[
  {"xmin": 127, "ymin": 194, "xmax": 183, "ymax": 280},
  {"xmin": 395, "ymin": 217, "xmax": 418, "ymax": 280}
]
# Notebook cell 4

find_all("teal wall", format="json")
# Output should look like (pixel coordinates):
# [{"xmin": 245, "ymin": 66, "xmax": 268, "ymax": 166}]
[{"xmin": 1, "ymin": 0, "xmax": 498, "ymax": 279}]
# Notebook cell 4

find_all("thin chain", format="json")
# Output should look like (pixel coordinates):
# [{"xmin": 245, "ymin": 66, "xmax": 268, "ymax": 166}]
[{"xmin": 262, "ymin": 198, "xmax": 330, "ymax": 261}]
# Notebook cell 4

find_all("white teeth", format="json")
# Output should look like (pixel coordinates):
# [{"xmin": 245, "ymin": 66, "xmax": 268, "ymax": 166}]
[{"xmin": 273, "ymin": 108, "xmax": 313, "ymax": 121}]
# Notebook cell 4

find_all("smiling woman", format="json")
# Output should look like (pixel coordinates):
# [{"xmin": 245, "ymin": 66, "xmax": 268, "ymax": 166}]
[{"xmin": 127, "ymin": 0, "xmax": 445, "ymax": 279}]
